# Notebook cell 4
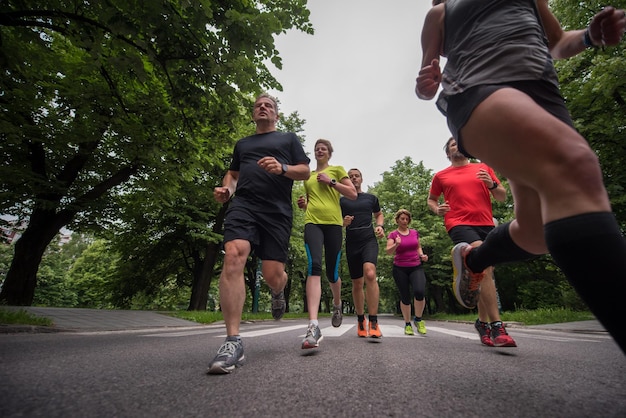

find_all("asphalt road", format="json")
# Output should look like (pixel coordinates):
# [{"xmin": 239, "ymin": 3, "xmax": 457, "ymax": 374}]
[{"xmin": 0, "ymin": 310, "xmax": 624, "ymax": 418}]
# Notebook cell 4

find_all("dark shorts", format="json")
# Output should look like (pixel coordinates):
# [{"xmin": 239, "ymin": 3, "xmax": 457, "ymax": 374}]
[
  {"xmin": 448, "ymin": 225, "xmax": 494, "ymax": 245},
  {"xmin": 223, "ymin": 206, "xmax": 291, "ymax": 263},
  {"xmin": 345, "ymin": 237, "xmax": 379, "ymax": 279},
  {"xmin": 446, "ymin": 80, "xmax": 574, "ymax": 158}
]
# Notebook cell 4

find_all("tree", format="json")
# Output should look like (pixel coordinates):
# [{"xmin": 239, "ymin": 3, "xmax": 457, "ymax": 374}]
[
  {"xmin": 65, "ymin": 239, "xmax": 118, "ymax": 309},
  {"xmin": 551, "ymin": 0, "xmax": 626, "ymax": 230},
  {"xmin": 0, "ymin": 1, "xmax": 313, "ymax": 305}
]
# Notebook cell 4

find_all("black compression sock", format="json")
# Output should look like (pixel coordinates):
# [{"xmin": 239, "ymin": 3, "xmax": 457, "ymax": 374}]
[
  {"xmin": 466, "ymin": 221, "xmax": 536, "ymax": 272},
  {"xmin": 545, "ymin": 212, "xmax": 626, "ymax": 354}
]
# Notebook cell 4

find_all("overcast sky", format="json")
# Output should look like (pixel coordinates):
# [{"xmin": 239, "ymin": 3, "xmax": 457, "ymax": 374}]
[{"xmin": 269, "ymin": 0, "xmax": 451, "ymax": 188}]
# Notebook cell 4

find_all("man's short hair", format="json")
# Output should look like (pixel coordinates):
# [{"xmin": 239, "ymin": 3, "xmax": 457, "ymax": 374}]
[{"xmin": 255, "ymin": 93, "xmax": 279, "ymax": 113}]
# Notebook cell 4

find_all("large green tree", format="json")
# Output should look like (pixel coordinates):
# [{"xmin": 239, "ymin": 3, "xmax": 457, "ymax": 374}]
[
  {"xmin": 552, "ymin": 0, "xmax": 626, "ymax": 229},
  {"xmin": 0, "ymin": 0, "xmax": 312, "ymax": 305}
]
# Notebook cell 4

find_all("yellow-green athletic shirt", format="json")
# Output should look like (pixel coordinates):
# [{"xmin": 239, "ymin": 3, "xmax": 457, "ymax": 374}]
[{"xmin": 304, "ymin": 165, "xmax": 348, "ymax": 225}]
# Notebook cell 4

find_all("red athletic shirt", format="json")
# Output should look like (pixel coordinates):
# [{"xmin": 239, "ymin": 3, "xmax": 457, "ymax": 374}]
[{"xmin": 429, "ymin": 163, "xmax": 498, "ymax": 231}]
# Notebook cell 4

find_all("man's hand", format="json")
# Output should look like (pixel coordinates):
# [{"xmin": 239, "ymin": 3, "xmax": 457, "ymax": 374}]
[
  {"xmin": 477, "ymin": 169, "xmax": 496, "ymax": 188},
  {"xmin": 436, "ymin": 201, "xmax": 451, "ymax": 216},
  {"xmin": 258, "ymin": 156, "xmax": 282, "ymax": 175},
  {"xmin": 297, "ymin": 195, "xmax": 307, "ymax": 209},
  {"xmin": 588, "ymin": 6, "xmax": 626, "ymax": 46},
  {"xmin": 214, "ymin": 187, "xmax": 231, "ymax": 203}
]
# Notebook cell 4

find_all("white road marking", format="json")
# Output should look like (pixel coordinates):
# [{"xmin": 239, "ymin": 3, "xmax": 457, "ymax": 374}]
[{"xmin": 142, "ymin": 323, "xmax": 603, "ymax": 344}]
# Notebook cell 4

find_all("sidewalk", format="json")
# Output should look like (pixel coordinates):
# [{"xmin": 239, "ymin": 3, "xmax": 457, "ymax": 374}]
[{"xmin": 1, "ymin": 306, "xmax": 204, "ymax": 333}]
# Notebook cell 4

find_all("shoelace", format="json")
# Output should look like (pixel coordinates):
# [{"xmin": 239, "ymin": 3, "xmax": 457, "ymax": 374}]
[
  {"xmin": 492, "ymin": 325, "xmax": 507, "ymax": 336},
  {"xmin": 467, "ymin": 272, "xmax": 484, "ymax": 291},
  {"xmin": 306, "ymin": 325, "xmax": 317, "ymax": 338},
  {"xmin": 217, "ymin": 341, "xmax": 240, "ymax": 357},
  {"xmin": 271, "ymin": 291, "xmax": 284, "ymax": 307},
  {"xmin": 359, "ymin": 322, "xmax": 366, "ymax": 331}
]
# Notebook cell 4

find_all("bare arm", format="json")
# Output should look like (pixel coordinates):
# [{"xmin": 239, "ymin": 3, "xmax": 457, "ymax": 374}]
[
  {"xmin": 428, "ymin": 193, "xmax": 451, "ymax": 217},
  {"xmin": 490, "ymin": 183, "xmax": 507, "ymax": 203},
  {"xmin": 538, "ymin": 1, "xmax": 626, "ymax": 59},
  {"xmin": 373, "ymin": 211, "xmax": 385, "ymax": 238},
  {"xmin": 385, "ymin": 237, "xmax": 397, "ymax": 255},
  {"xmin": 284, "ymin": 162, "xmax": 311, "ymax": 181},
  {"xmin": 427, "ymin": 194, "xmax": 440, "ymax": 215},
  {"xmin": 416, "ymin": 4, "xmax": 445, "ymax": 100},
  {"xmin": 214, "ymin": 170, "xmax": 239, "ymax": 203},
  {"xmin": 338, "ymin": 177, "xmax": 357, "ymax": 200}
]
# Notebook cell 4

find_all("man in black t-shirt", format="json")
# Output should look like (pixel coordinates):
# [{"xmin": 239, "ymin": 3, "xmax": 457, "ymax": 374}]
[
  {"xmin": 208, "ymin": 93, "xmax": 310, "ymax": 374},
  {"xmin": 340, "ymin": 168, "xmax": 385, "ymax": 338}
]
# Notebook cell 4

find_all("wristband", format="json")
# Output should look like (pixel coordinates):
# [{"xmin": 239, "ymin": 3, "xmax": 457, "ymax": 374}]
[
  {"xmin": 376, "ymin": 224, "xmax": 384, "ymax": 228},
  {"xmin": 583, "ymin": 27, "xmax": 597, "ymax": 48}
]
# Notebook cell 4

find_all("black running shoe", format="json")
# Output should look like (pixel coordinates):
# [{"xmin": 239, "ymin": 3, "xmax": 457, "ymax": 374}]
[{"xmin": 271, "ymin": 289, "xmax": 286, "ymax": 320}]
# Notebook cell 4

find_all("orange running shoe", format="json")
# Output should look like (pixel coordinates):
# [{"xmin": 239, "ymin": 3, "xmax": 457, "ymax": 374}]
[
  {"xmin": 357, "ymin": 320, "xmax": 368, "ymax": 337},
  {"xmin": 368, "ymin": 321, "xmax": 382, "ymax": 338}
]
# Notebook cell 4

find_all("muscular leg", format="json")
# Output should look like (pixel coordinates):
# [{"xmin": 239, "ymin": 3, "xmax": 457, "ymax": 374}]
[
  {"xmin": 219, "ymin": 239, "xmax": 251, "ymax": 336},
  {"xmin": 262, "ymin": 260, "xmax": 287, "ymax": 295},
  {"xmin": 352, "ymin": 277, "xmax": 365, "ymax": 315},
  {"xmin": 462, "ymin": 88, "xmax": 610, "ymax": 226},
  {"xmin": 463, "ymin": 88, "xmax": 626, "ymax": 353},
  {"xmin": 477, "ymin": 267, "xmax": 500, "ymax": 322},
  {"xmin": 363, "ymin": 262, "xmax": 379, "ymax": 316},
  {"xmin": 306, "ymin": 275, "xmax": 322, "ymax": 321},
  {"xmin": 330, "ymin": 279, "xmax": 342, "ymax": 307}
]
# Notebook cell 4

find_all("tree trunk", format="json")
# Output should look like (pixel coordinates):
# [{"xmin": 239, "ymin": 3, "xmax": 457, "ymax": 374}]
[
  {"xmin": 0, "ymin": 210, "xmax": 68, "ymax": 306},
  {"xmin": 187, "ymin": 242, "xmax": 221, "ymax": 311},
  {"xmin": 187, "ymin": 205, "xmax": 227, "ymax": 311}
]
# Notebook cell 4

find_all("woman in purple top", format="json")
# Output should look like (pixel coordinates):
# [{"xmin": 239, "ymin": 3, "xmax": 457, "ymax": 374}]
[{"xmin": 386, "ymin": 209, "xmax": 429, "ymax": 336}]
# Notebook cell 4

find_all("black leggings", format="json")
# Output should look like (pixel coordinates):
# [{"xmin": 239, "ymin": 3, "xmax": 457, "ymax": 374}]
[
  {"xmin": 393, "ymin": 264, "xmax": 426, "ymax": 305},
  {"xmin": 304, "ymin": 223, "xmax": 342, "ymax": 283}
]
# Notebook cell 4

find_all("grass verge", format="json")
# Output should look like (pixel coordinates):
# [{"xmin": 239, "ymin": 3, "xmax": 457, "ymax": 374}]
[
  {"xmin": 427, "ymin": 307, "xmax": 595, "ymax": 326},
  {"xmin": 0, "ymin": 308, "xmax": 53, "ymax": 326}
]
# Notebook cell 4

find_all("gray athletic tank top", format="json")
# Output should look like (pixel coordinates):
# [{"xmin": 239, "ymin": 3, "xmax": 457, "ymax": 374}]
[{"xmin": 436, "ymin": 0, "xmax": 559, "ymax": 115}]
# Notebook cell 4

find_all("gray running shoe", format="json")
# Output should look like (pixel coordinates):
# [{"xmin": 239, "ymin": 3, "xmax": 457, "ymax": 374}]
[
  {"xmin": 207, "ymin": 337, "xmax": 245, "ymax": 374},
  {"xmin": 271, "ymin": 289, "xmax": 286, "ymax": 320},
  {"xmin": 331, "ymin": 303, "xmax": 343, "ymax": 327},
  {"xmin": 451, "ymin": 243, "xmax": 485, "ymax": 309},
  {"xmin": 301, "ymin": 324, "xmax": 323, "ymax": 349}
]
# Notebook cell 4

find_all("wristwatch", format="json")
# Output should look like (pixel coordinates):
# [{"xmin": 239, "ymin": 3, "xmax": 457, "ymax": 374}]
[
  {"xmin": 489, "ymin": 182, "xmax": 498, "ymax": 190},
  {"xmin": 330, "ymin": 179, "xmax": 337, "ymax": 187},
  {"xmin": 280, "ymin": 163, "xmax": 288, "ymax": 176}
]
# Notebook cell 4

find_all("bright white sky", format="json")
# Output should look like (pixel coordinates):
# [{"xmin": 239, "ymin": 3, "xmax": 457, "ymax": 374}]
[{"xmin": 269, "ymin": 0, "xmax": 451, "ymax": 188}]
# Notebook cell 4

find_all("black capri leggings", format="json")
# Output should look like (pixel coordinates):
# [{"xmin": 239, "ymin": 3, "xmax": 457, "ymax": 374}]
[
  {"xmin": 392, "ymin": 264, "xmax": 426, "ymax": 305},
  {"xmin": 304, "ymin": 223, "xmax": 343, "ymax": 283}
]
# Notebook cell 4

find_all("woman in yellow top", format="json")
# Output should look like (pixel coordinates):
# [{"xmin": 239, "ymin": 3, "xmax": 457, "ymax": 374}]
[{"xmin": 297, "ymin": 138, "xmax": 357, "ymax": 349}]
